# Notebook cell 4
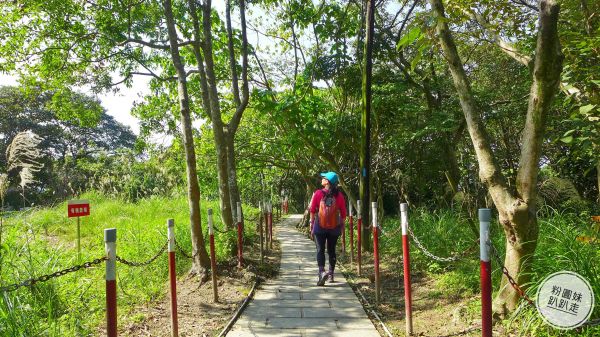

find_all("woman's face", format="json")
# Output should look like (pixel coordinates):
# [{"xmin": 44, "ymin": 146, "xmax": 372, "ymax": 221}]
[{"xmin": 321, "ymin": 177, "xmax": 330, "ymax": 188}]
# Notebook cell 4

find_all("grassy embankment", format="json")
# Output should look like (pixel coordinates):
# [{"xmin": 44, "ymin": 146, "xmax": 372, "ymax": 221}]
[
  {"xmin": 0, "ymin": 191, "xmax": 259, "ymax": 336},
  {"xmin": 338, "ymin": 207, "xmax": 599, "ymax": 336}
]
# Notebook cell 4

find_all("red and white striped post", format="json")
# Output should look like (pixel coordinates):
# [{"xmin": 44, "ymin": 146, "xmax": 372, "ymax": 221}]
[
  {"xmin": 400, "ymin": 203, "xmax": 413, "ymax": 335},
  {"xmin": 357, "ymin": 200, "xmax": 362, "ymax": 276},
  {"xmin": 208, "ymin": 209, "xmax": 219, "ymax": 303},
  {"xmin": 341, "ymin": 204, "xmax": 346, "ymax": 254},
  {"xmin": 258, "ymin": 202, "xmax": 264, "ymax": 262},
  {"xmin": 349, "ymin": 200, "xmax": 354, "ymax": 265},
  {"xmin": 372, "ymin": 202, "xmax": 380, "ymax": 305},
  {"xmin": 236, "ymin": 202, "xmax": 243, "ymax": 268},
  {"xmin": 167, "ymin": 219, "xmax": 178, "ymax": 337},
  {"xmin": 104, "ymin": 228, "xmax": 117, "ymax": 337},
  {"xmin": 268, "ymin": 201, "xmax": 273, "ymax": 249},
  {"xmin": 479, "ymin": 208, "xmax": 492, "ymax": 337},
  {"xmin": 264, "ymin": 202, "xmax": 270, "ymax": 251}
]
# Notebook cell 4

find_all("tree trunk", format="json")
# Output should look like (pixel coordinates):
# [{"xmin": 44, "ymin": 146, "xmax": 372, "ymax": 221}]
[
  {"xmin": 360, "ymin": 0, "xmax": 375, "ymax": 252},
  {"xmin": 225, "ymin": 131, "xmax": 241, "ymax": 220},
  {"xmin": 162, "ymin": 0, "xmax": 210, "ymax": 274},
  {"xmin": 430, "ymin": 0, "xmax": 562, "ymax": 315},
  {"xmin": 200, "ymin": 2, "xmax": 234, "ymax": 229},
  {"xmin": 213, "ymin": 124, "xmax": 234, "ymax": 229},
  {"xmin": 493, "ymin": 203, "xmax": 539, "ymax": 315}
]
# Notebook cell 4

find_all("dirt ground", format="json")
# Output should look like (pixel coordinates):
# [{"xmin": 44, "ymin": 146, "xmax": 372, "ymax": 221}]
[
  {"xmin": 119, "ymin": 232, "xmax": 282, "ymax": 337},
  {"xmin": 337, "ymin": 253, "xmax": 487, "ymax": 337}
]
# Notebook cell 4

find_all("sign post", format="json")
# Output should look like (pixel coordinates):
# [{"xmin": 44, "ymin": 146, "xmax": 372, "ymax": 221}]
[{"xmin": 68, "ymin": 199, "xmax": 90, "ymax": 260}]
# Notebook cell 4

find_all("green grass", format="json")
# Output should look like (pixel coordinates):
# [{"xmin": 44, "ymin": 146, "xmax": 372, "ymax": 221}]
[
  {"xmin": 0, "ymin": 191, "xmax": 260, "ymax": 336},
  {"xmin": 377, "ymin": 208, "xmax": 599, "ymax": 336}
]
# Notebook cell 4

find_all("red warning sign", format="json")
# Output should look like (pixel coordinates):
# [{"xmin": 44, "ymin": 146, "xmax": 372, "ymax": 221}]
[{"xmin": 68, "ymin": 200, "xmax": 90, "ymax": 218}]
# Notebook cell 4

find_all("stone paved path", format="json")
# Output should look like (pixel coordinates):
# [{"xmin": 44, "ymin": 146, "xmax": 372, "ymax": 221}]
[{"xmin": 227, "ymin": 214, "xmax": 380, "ymax": 337}]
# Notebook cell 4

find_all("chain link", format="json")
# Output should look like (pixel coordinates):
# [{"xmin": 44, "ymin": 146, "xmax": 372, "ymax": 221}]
[
  {"xmin": 581, "ymin": 317, "xmax": 600, "ymax": 327},
  {"xmin": 0, "ymin": 257, "xmax": 107, "ymax": 293},
  {"xmin": 116, "ymin": 242, "xmax": 168, "ymax": 267},
  {"xmin": 408, "ymin": 227, "xmax": 477, "ymax": 262},
  {"xmin": 486, "ymin": 240, "xmax": 535, "ymax": 306},
  {"xmin": 173, "ymin": 238, "xmax": 200, "ymax": 259}
]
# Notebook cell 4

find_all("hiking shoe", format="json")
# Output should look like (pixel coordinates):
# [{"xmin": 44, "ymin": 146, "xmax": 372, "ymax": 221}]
[
  {"xmin": 329, "ymin": 272, "xmax": 334, "ymax": 283},
  {"xmin": 317, "ymin": 271, "xmax": 329, "ymax": 286}
]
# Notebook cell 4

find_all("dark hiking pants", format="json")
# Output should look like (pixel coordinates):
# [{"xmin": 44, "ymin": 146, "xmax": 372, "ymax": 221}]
[{"xmin": 315, "ymin": 231, "xmax": 339, "ymax": 272}]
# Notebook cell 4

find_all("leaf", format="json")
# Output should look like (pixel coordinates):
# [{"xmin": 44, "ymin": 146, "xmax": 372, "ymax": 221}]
[
  {"xmin": 397, "ymin": 27, "xmax": 422, "ymax": 50},
  {"xmin": 560, "ymin": 136, "xmax": 573, "ymax": 144},
  {"xmin": 579, "ymin": 104, "xmax": 595, "ymax": 115}
]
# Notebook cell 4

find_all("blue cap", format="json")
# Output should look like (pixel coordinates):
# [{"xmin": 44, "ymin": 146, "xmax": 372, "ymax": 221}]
[{"xmin": 320, "ymin": 171, "xmax": 339, "ymax": 185}]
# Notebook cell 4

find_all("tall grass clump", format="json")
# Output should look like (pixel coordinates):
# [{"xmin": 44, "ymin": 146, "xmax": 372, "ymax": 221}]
[
  {"xmin": 377, "ymin": 207, "xmax": 598, "ymax": 336},
  {"xmin": 504, "ymin": 211, "xmax": 600, "ymax": 336},
  {"xmin": 0, "ymin": 191, "xmax": 259, "ymax": 336},
  {"xmin": 379, "ymin": 208, "xmax": 484, "ymax": 296}
]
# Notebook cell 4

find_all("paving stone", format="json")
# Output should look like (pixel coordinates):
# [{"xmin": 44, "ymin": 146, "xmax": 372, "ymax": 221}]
[{"xmin": 227, "ymin": 215, "xmax": 379, "ymax": 336}]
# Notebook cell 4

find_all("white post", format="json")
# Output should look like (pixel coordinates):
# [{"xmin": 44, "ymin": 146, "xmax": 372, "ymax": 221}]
[
  {"xmin": 167, "ymin": 219, "xmax": 175, "ymax": 252},
  {"xmin": 371, "ymin": 202, "xmax": 377, "ymax": 228},
  {"xmin": 104, "ymin": 228, "xmax": 117, "ymax": 337},
  {"xmin": 371, "ymin": 202, "xmax": 380, "ymax": 304},
  {"xmin": 208, "ymin": 209, "xmax": 214, "ymax": 236}
]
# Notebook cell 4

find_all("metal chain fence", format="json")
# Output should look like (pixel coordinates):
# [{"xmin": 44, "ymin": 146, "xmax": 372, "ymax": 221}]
[
  {"xmin": 173, "ymin": 238, "xmax": 200, "ymax": 259},
  {"xmin": 116, "ymin": 241, "xmax": 168, "ymax": 267},
  {"xmin": 486, "ymin": 240, "xmax": 535, "ymax": 306},
  {"xmin": 488, "ymin": 240, "xmax": 600, "ymax": 328},
  {"xmin": 408, "ymin": 227, "xmax": 478, "ymax": 263},
  {"xmin": 581, "ymin": 318, "xmax": 600, "ymax": 327},
  {"xmin": 0, "ymin": 257, "xmax": 107, "ymax": 293}
]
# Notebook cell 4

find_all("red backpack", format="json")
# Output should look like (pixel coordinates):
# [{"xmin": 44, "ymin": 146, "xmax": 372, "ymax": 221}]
[{"xmin": 318, "ymin": 190, "xmax": 339, "ymax": 230}]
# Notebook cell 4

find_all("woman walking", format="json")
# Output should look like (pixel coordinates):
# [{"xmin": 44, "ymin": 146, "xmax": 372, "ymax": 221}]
[{"xmin": 309, "ymin": 171, "xmax": 347, "ymax": 286}]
